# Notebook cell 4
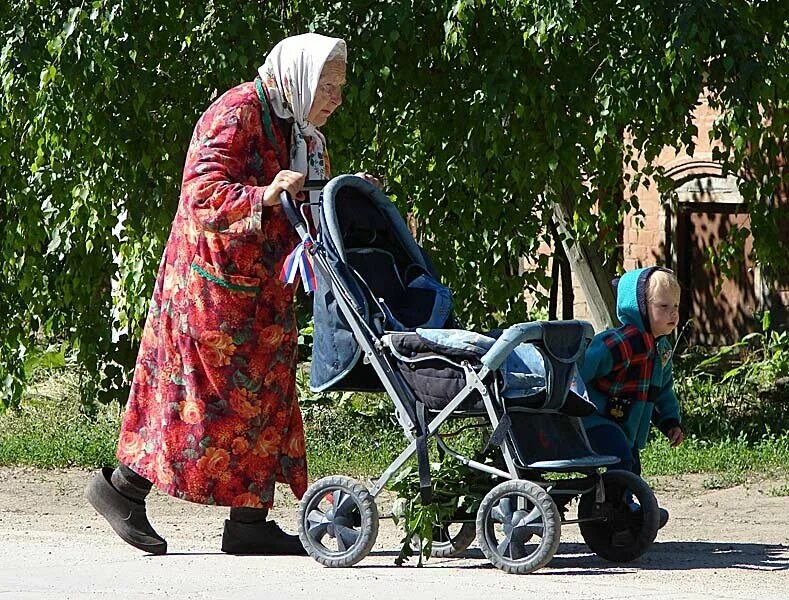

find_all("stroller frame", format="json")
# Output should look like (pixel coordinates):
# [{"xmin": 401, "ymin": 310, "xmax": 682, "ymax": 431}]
[{"xmin": 285, "ymin": 177, "xmax": 661, "ymax": 574}]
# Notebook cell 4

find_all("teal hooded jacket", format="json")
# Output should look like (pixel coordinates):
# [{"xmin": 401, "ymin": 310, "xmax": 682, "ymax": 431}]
[{"xmin": 581, "ymin": 267, "xmax": 681, "ymax": 450}]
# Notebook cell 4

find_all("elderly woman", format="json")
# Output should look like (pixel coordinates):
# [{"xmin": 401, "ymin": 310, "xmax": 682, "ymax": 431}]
[{"xmin": 86, "ymin": 33, "xmax": 371, "ymax": 556}]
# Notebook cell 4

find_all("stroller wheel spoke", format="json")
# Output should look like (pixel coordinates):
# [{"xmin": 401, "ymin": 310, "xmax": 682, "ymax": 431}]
[
  {"xmin": 492, "ymin": 497, "xmax": 513, "ymax": 524},
  {"xmin": 335, "ymin": 525, "xmax": 359, "ymax": 552},
  {"xmin": 522, "ymin": 523, "xmax": 545, "ymax": 538},
  {"xmin": 508, "ymin": 540, "xmax": 527, "ymax": 561},
  {"xmin": 520, "ymin": 506, "xmax": 542, "ymax": 526},
  {"xmin": 306, "ymin": 509, "xmax": 330, "ymax": 541},
  {"xmin": 497, "ymin": 534, "xmax": 513, "ymax": 557},
  {"xmin": 332, "ymin": 490, "xmax": 344, "ymax": 511},
  {"xmin": 334, "ymin": 491, "xmax": 356, "ymax": 516},
  {"xmin": 307, "ymin": 520, "xmax": 330, "ymax": 541},
  {"xmin": 307, "ymin": 509, "xmax": 328, "ymax": 526}
]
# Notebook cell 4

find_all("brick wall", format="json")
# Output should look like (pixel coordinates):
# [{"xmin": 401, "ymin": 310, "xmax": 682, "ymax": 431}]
[{"xmin": 525, "ymin": 98, "xmax": 781, "ymax": 340}]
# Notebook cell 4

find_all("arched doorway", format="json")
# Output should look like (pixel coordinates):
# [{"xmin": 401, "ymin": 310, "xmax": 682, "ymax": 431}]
[{"xmin": 665, "ymin": 170, "xmax": 764, "ymax": 345}]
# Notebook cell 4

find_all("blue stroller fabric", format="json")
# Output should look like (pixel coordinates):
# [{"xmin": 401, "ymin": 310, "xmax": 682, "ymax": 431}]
[
  {"xmin": 308, "ymin": 174, "xmax": 592, "ymax": 418},
  {"xmin": 381, "ymin": 274, "xmax": 453, "ymax": 332},
  {"xmin": 310, "ymin": 176, "xmax": 444, "ymax": 392},
  {"xmin": 415, "ymin": 329, "xmax": 545, "ymax": 397}
]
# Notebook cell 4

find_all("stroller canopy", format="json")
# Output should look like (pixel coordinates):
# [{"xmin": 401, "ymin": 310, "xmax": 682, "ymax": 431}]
[{"xmin": 310, "ymin": 175, "xmax": 451, "ymax": 392}]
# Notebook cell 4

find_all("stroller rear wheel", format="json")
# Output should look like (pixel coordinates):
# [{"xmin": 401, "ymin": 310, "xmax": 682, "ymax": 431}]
[
  {"xmin": 410, "ymin": 521, "xmax": 477, "ymax": 558},
  {"xmin": 577, "ymin": 469, "xmax": 659, "ymax": 562},
  {"xmin": 298, "ymin": 475, "xmax": 379, "ymax": 567},
  {"xmin": 476, "ymin": 479, "xmax": 561, "ymax": 574},
  {"xmin": 430, "ymin": 521, "xmax": 477, "ymax": 558}
]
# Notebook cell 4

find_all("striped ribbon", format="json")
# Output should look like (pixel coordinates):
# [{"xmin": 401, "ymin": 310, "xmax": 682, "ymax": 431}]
[{"xmin": 280, "ymin": 238, "xmax": 317, "ymax": 292}]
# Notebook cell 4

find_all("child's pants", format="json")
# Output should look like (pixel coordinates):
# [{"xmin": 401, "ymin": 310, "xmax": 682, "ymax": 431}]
[{"xmin": 585, "ymin": 424, "xmax": 641, "ymax": 476}]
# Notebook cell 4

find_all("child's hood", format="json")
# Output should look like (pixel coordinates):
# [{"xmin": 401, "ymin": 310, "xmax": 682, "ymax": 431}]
[{"xmin": 613, "ymin": 267, "xmax": 662, "ymax": 333}]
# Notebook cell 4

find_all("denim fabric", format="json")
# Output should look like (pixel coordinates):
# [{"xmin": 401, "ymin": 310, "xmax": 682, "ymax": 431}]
[
  {"xmin": 310, "ymin": 256, "xmax": 365, "ymax": 392},
  {"xmin": 585, "ymin": 424, "xmax": 642, "ymax": 475},
  {"xmin": 415, "ymin": 328, "xmax": 495, "ymax": 355}
]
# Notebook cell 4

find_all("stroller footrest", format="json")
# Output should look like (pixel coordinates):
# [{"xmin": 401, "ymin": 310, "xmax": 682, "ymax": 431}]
[{"xmin": 526, "ymin": 455, "xmax": 620, "ymax": 470}]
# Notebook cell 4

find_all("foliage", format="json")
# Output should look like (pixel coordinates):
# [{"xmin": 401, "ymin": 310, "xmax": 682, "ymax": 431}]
[
  {"xmin": 694, "ymin": 311, "xmax": 788, "ymax": 389},
  {"xmin": 320, "ymin": 0, "xmax": 788, "ymax": 328},
  {"xmin": 675, "ymin": 373, "xmax": 788, "ymax": 441},
  {"xmin": 388, "ymin": 456, "xmax": 492, "ymax": 566},
  {"xmin": 0, "ymin": 1, "xmax": 293, "ymax": 407},
  {"xmin": 2, "ymin": 1, "xmax": 787, "ymax": 407},
  {"xmin": 671, "ymin": 312, "xmax": 789, "ymax": 440}
]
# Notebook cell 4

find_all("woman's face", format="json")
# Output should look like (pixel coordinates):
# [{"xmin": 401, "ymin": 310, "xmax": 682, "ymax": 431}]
[{"xmin": 307, "ymin": 59, "xmax": 346, "ymax": 127}]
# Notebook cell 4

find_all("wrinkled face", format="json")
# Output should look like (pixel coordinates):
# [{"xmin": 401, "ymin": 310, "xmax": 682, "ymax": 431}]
[
  {"xmin": 647, "ymin": 286, "xmax": 680, "ymax": 337},
  {"xmin": 307, "ymin": 59, "xmax": 346, "ymax": 127}
]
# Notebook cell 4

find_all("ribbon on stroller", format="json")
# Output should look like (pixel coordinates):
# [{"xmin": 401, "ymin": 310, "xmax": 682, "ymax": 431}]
[{"xmin": 280, "ymin": 237, "xmax": 318, "ymax": 292}]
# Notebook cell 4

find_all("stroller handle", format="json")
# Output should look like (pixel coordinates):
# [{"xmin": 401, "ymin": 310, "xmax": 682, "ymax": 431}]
[{"xmin": 279, "ymin": 179, "xmax": 328, "ymax": 239}]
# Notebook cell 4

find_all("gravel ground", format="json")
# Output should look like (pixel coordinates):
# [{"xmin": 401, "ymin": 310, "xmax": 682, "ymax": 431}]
[{"xmin": 1, "ymin": 467, "xmax": 787, "ymax": 599}]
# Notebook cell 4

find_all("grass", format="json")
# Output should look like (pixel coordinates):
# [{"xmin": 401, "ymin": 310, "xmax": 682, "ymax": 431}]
[
  {"xmin": 767, "ymin": 484, "xmax": 789, "ymax": 497},
  {"xmin": 701, "ymin": 472, "xmax": 747, "ymax": 490},
  {"xmin": 3, "ymin": 366, "xmax": 789, "ymax": 488},
  {"xmin": 641, "ymin": 434, "xmax": 789, "ymax": 477},
  {"xmin": 0, "ymin": 370, "xmax": 120, "ymax": 468}
]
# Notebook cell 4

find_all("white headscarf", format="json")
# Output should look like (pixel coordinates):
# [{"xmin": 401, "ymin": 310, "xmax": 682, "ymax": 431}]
[{"xmin": 258, "ymin": 33, "xmax": 346, "ymax": 187}]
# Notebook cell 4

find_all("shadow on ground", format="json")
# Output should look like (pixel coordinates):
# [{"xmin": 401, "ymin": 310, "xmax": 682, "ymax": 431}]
[{"xmin": 367, "ymin": 541, "xmax": 789, "ymax": 573}]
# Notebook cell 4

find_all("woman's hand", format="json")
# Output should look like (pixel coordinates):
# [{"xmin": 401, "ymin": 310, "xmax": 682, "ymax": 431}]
[
  {"xmin": 263, "ymin": 170, "xmax": 306, "ymax": 206},
  {"xmin": 355, "ymin": 171, "xmax": 382, "ymax": 189}
]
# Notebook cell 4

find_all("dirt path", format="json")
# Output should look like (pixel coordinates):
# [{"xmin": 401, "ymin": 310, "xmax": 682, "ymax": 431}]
[{"xmin": 1, "ymin": 467, "xmax": 787, "ymax": 599}]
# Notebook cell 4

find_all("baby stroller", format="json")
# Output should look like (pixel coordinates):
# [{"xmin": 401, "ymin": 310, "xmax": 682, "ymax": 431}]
[{"xmin": 282, "ymin": 175, "xmax": 660, "ymax": 574}]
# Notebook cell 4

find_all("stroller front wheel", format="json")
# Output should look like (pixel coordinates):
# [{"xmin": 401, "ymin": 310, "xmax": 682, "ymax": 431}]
[
  {"xmin": 298, "ymin": 475, "xmax": 379, "ymax": 567},
  {"xmin": 476, "ymin": 479, "xmax": 562, "ymax": 574}
]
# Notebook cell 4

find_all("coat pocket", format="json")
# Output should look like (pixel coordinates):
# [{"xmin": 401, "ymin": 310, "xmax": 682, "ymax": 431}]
[
  {"xmin": 184, "ymin": 255, "xmax": 261, "ymax": 350},
  {"xmin": 603, "ymin": 396, "xmax": 633, "ymax": 425}
]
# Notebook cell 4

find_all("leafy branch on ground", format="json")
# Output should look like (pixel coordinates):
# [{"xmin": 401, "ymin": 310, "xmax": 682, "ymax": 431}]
[{"xmin": 388, "ymin": 457, "xmax": 491, "ymax": 566}]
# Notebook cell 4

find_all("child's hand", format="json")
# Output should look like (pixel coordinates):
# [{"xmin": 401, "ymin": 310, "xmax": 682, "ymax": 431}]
[{"xmin": 666, "ymin": 426, "xmax": 684, "ymax": 447}]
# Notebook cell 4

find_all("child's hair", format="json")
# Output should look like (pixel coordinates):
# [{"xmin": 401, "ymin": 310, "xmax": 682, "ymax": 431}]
[{"xmin": 647, "ymin": 268, "xmax": 680, "ymax": 302}]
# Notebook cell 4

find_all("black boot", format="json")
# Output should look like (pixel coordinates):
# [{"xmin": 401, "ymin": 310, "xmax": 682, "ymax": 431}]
[
  {"xmin": 221, "ymin": 507, "xmax": 306, "ymax": 555},
  {"xmin": 85, "ymin": 466, "xmax": 167, "ymax": 555}
]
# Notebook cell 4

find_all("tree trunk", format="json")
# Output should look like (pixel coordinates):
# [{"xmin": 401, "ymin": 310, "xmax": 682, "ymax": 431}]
[{"xmin": 551, "ymin": 202, "xmax": 617, "ymax": 331}]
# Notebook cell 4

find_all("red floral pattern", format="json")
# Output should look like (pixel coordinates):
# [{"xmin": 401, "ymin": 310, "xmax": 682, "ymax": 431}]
[{"xmin": 117, "ymin": 82, "xmax": 308, "ymax": 507}]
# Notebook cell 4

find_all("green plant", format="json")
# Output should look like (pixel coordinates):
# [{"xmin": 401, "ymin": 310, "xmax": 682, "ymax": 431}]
[
  {"xmin": 671, "ymin": 319, "xmax": 789, "ymax": 442},
  {"xmin": 695, "ymin": 312, "xmax": 788, "ymax": 389},
  {"xmin": 702, "ymin": 472, "xmax": 746, "ymax": 490},
  {"xmin": 767, "ymin": 483, "xmax": 789, "ymax": 497},
  {"xmin": 388, "ymin": 456, "xmax": 492, "ymax": 566}
]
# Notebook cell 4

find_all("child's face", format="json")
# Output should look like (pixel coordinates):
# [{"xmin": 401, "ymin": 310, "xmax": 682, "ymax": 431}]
[{"xmin": 647, "ymin": 286, "xmax": 680, "ymax": 337}]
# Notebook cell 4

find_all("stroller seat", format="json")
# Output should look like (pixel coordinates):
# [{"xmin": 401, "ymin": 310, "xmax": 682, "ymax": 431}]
[{"xmin": 383, "ymin": 324, "xmax": 594, "ymax": 417}]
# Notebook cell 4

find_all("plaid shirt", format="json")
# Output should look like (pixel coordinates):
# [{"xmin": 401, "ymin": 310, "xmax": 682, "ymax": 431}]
[{"xmin": 593, "ymin": 324, "xmax": 656, "ymax": 403}]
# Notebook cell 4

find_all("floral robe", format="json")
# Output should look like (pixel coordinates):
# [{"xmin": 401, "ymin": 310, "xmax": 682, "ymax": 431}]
[{"xmin": 116, "ymin": 82, "xmax": 308, "ymax": 507}]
